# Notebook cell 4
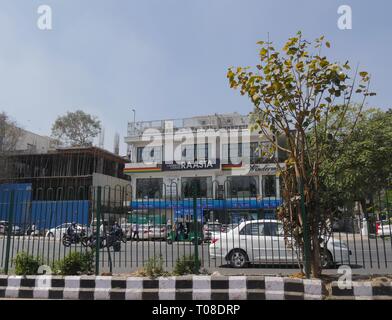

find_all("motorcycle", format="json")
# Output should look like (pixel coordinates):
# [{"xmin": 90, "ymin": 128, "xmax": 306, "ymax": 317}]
[
  {"xmin": 62, "ymin": 230, "xmax": 86, "ymax": 247},
  {"xmin": 81, "ymin": 228, "xmax": 125, "ymax": 249}
]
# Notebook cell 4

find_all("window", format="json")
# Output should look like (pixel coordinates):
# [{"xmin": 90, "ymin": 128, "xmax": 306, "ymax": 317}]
[
  {"xmin": 136, "ymin": 146, "xmax": 162, "ymax": 163},
  {"xmin": 136, "ymin": 178, "xmax": 163, "ymax": 198},
  {"xmin": 227, "ymin": 176, "xmax": 258, "ymax": 197},
  {"xmin": 181, "ymin": 144, "xmax": 209, "ymax": 162},
  {"xmin": 250, "ymin": 142, "xmax": 259, "ymax": 163},
  {"xmin": 181, "ymin": 176, "xmax": 212, "ymax": 198},
  {"xmin": 239, "ymin": 223, "xmax": 264, "ymax": 236},
  {"xmin": 222, "ymin": 142, "xmax": 260, "ymax": 164},
  {"xmin": 239, "ymin": 222, "xmax": 281, "ymax": 236},
  {"xmin": 263, "ymin": 175, "xmax": 277, "ymax": 197}
]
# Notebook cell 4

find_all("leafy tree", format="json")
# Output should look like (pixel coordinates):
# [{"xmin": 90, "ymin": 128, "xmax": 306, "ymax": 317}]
[
  {"xmin": 227, "ymin": 32, "xmax": 374, "ymax": 277},
  {"xmin": 320, "ymin": 107, "xmax": 392, "ymax": 216},
  {"xmin": 51, "ymin": 110, "xmax": 101, "ymax": 147},
  {"xmin": 0, "ymin": 112, "xmax": 23, "ymax": 179},
  {"xmin": 0, "ymin": 112, "xmax": 23, "ymax": 153}
]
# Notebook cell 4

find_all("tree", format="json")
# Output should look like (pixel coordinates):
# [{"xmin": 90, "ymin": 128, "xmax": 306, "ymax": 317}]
[
  {"xmin": 227, "ymin": 32, "xmax": 374, "ymax": 277},
  {"xmin": 320, "ymin": 107, "xmax": 392, "ymax": 216},
  {"xmin": 0, "ymin": 112, "xmax": 23, "ymax": 153},
  {"xmin": 51, "ymin": 110, "xmax": 101, "ymax": 147},
  {"xmin": 0, "ymin": 112, "xmax": 23, "ymax": 179}
]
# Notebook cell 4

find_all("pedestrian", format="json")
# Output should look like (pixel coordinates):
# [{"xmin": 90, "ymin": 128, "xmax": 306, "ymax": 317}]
[{"xmin": 132, "ymin": 223, "xmax": 140, "ymax": 241}]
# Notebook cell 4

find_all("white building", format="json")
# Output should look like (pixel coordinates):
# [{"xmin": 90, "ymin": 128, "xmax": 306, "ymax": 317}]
[
  {"xmin": 124, "ymin": 112, "xmax": 284, "ymax": 199},
  {"xmin": 15, "ymin": 129, "xmax": 57, "ymax": 153}
]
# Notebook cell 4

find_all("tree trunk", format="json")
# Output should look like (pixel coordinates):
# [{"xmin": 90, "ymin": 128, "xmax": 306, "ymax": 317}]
[{"xmin": 311, "ymin": 228, "xmax": 321, "ymax": 277}]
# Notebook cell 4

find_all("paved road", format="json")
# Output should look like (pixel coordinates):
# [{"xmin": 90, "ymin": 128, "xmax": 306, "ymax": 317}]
[{"xmin": 1, "ymin": 234, "xmax": 391, "ymax": 275}]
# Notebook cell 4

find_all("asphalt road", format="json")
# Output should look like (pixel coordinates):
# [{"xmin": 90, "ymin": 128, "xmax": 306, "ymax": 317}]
[{"xmin": 1, "ymin": 234, "xmax": 391, "ymax": 275}]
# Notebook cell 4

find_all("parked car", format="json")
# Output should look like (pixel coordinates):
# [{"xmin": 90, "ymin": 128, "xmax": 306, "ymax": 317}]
[
  {"xmin": 149, "ymin": 224, "xmax": 167, "ymax": 240},
  {"xmin": 209, "ymin": 219, "xmax": 352, "ymax": 268},
  {"xmin": 376, "ymin": 220, "xmax": 392, "ymax": 237},
  {"xmin": 221, "ymin": 224, "xmax": 236, "ymax": 233},
  {"xmin": 46, "ymin": 223, "xmax": 88, "ymax": 239},
  {"xmin": 0, "ymin": 221, "xmax": 22, "ymax": 235},
  {"xmin": 203, "ymin": 222, "xmax": 222, "ymax": 241},
  {"xmin": 126, "ymin": 224, "xmax": 152, "ymax": 240}
]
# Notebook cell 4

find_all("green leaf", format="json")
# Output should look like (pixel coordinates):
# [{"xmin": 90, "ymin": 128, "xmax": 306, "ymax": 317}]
[{"xmin": 325, "ymin": 41, "xmax": 331, "ymax": 48}]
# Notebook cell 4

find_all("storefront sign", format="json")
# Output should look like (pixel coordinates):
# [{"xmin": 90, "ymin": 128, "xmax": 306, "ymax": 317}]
[
  {"xmin": 249, "ymin": 163, "xmax": 277, "ymax": 174},
  {"xmin": 162, "ymin": 160, "xmax": 220, "ymax": 171}
]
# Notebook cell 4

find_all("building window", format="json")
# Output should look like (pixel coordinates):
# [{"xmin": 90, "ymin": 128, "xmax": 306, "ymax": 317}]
[
  {"xmin": 181, "ymin": 144, "xmax": 209, "ymax": 162},
  {"xmin": 136, "ymin": 178, "xmax": 163, "ymax": 198},
  {"xmin": 263, "ymin": 175, "xmax": 277, "ymax": 197},
  {"xmin": 250, "ymin": 142, "xmax": 259, "ymax": 163},
  {"xmin": 222, "ymin": 142, "xmax": 257, "ymax": 164},
  {"xmin": 181, "ymin": 176, "xmax": 212, "ymax": 198},
  {"xmin": 227, "ymin": 176, "xmax": 258, "ymax": 197},
  {"xmin": 136, "ymin": 146, "xmax": 162, "ymax": 163}
]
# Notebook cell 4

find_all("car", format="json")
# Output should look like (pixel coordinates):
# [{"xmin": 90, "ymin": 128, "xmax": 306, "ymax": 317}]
[
  {"xmin": 203, "ymin": 222, "xmax": 222, "ymax": 241},
  {"xmin": 221, "ymin": 224, "xmax": 236, "ymax": 233},
  {"xmin": 46, "ymin": 223, "xmax": 88, "ymax": 239},
  {"xmin": 126, "ymin": 224, "xmax": 151, "ymax": 240},
  {"xmin": 376, "ymin": 220, "xmax": 392, "ymax": 237},
  {"xmin": 209, "ymin": 219, "xmax": 352, "ymax": 268},
  {"xmin": 149, "ymin": 224, "xmax": 167, "ymax": 240},
  {"xmin": 0, "ymin": 221, "xmax": 22, "ymax": 235}
]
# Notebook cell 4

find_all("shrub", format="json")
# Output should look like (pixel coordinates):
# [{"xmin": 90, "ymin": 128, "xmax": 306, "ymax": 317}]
[
  {"xmin": 53, "ymin": 251, "xmax": 94, "ymax": 275},
  {"xmin": 140, "ymin": 255, "xmax": 168, "ymax": 278},
  {"xmin": 173, "ymin": 255, "xmax": 200, "ymax": 275},
  {"xmin": 13, "ymin": 252, "xmax": 42, "ymax": 275}
]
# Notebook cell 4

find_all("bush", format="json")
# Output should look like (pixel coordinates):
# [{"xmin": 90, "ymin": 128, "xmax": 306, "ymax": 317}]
[
  {"xmin": 53, "ymin": 251, "xmax": 94, "ymax": 275},
  {"xmin": 13, "ymin": 252, "xmax": 42, "ymax": 275},
  {"xmin": 173, "ymin": 255, "xmax": 200, "ymax": 275},
  {"xmin": 138, "ymin": 255, "xmax": 168, "ymax": 278}
]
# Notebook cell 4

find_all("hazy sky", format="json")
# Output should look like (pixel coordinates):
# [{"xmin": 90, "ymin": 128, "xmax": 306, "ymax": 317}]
[{"xmin": 0, "ymin": 0, "xmax": 390, "ymax": 155}]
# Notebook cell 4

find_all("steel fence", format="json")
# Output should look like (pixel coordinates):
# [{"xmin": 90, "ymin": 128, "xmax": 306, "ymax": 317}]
[{"xmin": 0, "ymin": 181, "xmax": 391, "ymax": 275}]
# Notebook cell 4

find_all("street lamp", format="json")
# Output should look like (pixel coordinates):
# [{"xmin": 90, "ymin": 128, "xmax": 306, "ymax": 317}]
[{"xmin": 132, "ymin": 108, "xmax": 136, "ymax": 127}]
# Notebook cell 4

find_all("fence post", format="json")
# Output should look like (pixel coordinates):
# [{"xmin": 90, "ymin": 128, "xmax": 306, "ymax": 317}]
[
  {"xmin": 95, "ymin": 187, "xmax": 102, "ymax": 276},
  {"xmin": 4, "ymin": 191, "xmax": 15, "ymax": 275},
  {"xmin": 299, "ymin": 180, "xmax": 311, "ymax": 278},
  {"xmin": 192, "ymin": 187, "xmax": 200, "ymax": 274}
]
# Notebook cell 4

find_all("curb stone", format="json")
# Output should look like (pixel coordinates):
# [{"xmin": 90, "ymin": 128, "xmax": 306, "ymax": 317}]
[{"xmin": 0, "ymin": 275, "xmax": 391, "ymax": 300}]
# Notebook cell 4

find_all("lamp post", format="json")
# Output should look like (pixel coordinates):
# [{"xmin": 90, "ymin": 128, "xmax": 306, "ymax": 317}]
[{"xmin": 132, "ymin": 108, "xmax": 136, "ymax": 127}]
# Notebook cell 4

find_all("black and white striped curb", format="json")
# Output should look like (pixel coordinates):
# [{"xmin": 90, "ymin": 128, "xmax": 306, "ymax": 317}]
[
  {"xmin": 0, "ymin": 275, "xmax": 391, "ymax": 300},
  {"xmin": 329, "ymin": 280, "xmax": 392, "ymax": 300},
  {"xmin": 0, "ymin": 275, "xmax": 324, "ymax": 300}
]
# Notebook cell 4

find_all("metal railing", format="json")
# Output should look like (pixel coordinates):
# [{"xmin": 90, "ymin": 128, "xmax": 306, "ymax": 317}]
[{"xmin": 0, "ymin": 180, "xmax": 391, "ymax": 275}]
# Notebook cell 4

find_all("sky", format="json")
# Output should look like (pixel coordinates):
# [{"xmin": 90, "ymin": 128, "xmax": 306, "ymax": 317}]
[{"xmin": 0, "ymin": 0, "xmax": 391, "ymax": 155}]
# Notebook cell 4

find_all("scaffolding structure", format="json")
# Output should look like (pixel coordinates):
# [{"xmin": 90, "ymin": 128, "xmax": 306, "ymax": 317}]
[{"xmin": 0, "ymin": 146, "xmax": 130, "ymax": 198}]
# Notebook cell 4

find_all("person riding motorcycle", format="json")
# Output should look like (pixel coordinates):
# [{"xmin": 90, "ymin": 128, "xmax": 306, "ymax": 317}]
[
  {"xmin": 66, "ymin": 222, "xmax": 78, "ymax": 242},
  {"xmin": 111, "ymin": 221, "xmax": 122, "ymax": 238}
]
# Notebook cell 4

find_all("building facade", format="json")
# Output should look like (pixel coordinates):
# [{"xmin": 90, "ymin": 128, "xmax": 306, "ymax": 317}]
[
  {"xmin": 124, "ymin": 113, "xmax": 285, "ymax": 224},
  {"xmin": 15, "ymin": 129, "xmax": 57, "ymax": 153}
]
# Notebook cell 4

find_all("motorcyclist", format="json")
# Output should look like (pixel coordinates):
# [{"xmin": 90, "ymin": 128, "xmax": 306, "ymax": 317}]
[
  {"xmin": 111, "ymin": 221, "xmax": 122, "ymax": 238},
  {"xmin": 66, "ymin": 222, "xmax": 78, "ymax": 242}
]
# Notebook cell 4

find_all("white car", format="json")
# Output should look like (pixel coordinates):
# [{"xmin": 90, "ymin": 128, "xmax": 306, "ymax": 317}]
[
  {"xmin": 376, "ymin": 220, "xmax": 392, "ymax": 237},
  {"xmin": 203, "ymin": 222, "xmax": 222, "ymax": 241},
  {"xmin": 149, "ymin": 225, "xmax": 167, "ymax": 240},
  {"xmin": 0, "ymin": 221, "xmax": 21, "ymax": 235},
  {"xmin": 126, "ymin": 224, "xmax": 152, "ymax": 240},
  {"xmin": 46, "ymin": 223, "xmax": 87, "ymax": 239},
  {"xmin": 209, "ymin": 219, "xmax": 351, "ymax": 268}
]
